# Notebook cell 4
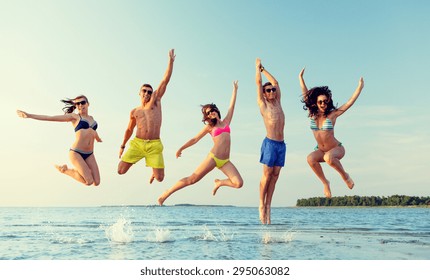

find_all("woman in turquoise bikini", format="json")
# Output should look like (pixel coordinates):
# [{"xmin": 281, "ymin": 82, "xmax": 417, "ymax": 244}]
[
  {"xmin": 17, "ymin": 95, "xmax": 102, "ymax": 186},
  {"xmin": 158, "ymin": 81, "xmax": 243, "ymax": 205},
  {"xmin": 299, "ymin": 68, "xmax": 364, "ymax": 198}
]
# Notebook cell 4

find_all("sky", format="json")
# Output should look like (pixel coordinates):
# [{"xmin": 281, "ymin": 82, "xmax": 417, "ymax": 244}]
[{"xmin": 0, "ymin": 0, "xmax": 429, "ymax": 207}]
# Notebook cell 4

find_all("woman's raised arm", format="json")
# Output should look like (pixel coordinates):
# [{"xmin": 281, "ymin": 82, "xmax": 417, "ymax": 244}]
[{"xmin": 223, "ymin": 80, "xmax": 238, "ymax": 124}]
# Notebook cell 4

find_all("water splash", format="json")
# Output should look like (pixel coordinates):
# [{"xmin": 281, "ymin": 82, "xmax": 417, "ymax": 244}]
[
  {"xmin": 146, "ymin": 228, "xmax": 172, "ymax": 243},
  {"xmin": 105, "ymin": 217, "xmax": 134, "ymax": 244},
  {"xmin": 262, "ymin": 231, "xmax": 295, "ymax": 244},
  {"xmin": 200, "ymin": 225, "xmax": 217, "ymax": 241},
  {"xmin": 199, "ymin": 225, "xmax": 234, "ymax": 242}
]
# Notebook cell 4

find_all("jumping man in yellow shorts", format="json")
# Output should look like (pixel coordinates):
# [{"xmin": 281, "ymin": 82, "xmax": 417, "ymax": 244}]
[{"xmin": 118, "ymin": 49, "xmax": 175, "ymax": 184}]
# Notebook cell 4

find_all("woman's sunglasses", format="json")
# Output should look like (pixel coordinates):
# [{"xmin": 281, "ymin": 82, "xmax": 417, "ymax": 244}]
[
  {"xmin": 317, "ymin": 100, "xmax": 329, "ymax": 105},
  {"xmin": 75, "ymin": 100, "xmax": 87, "ymax": 106},
  {"xmin": 206, "ymin": 108, "xmax": 217, "ymax": 115}
]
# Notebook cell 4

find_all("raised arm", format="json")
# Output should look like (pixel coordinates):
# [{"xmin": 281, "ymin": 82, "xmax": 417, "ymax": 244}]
[
  {"xmin": 261, "ymin": 63, "xmax": 281, "ymax": 101},
  {"xmin": 333, "ymin": 77, "xmax": 365, "ymax": 118},
  {"xmin": 299, "ymin": 68, "xmax": 309, "ymax": 98},
  {"xmin": 256, "ymin": 58, "xmax": 265, "ymax": 106},
  {"xmin": 176, "ymin": 126, "xmax": 210, "ymax": 158},
  {"xmin": 17, "ymin": 110, "xmax": 76, "ymax": 122},
  {"xmin": 119, "ymin": 110, "xmax": 137, "ymax": 158},
  {"xmin": 223, "ymin": 80, "xmax": 238, "ymax": 125},
  {"xmin": 154, "ymin": 49, "xmax": 176, "ymax": 100}
]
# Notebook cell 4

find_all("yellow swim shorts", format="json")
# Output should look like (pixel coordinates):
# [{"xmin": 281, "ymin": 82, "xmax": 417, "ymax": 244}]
[{"xmin": 122, "ymin": 138, "xmax": 164, "ymax": 168}]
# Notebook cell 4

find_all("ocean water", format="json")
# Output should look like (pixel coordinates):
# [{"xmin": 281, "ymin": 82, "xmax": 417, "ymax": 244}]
[{"xmin": 0, "ymin": 206, "xmax": 429, "ymax": 260}]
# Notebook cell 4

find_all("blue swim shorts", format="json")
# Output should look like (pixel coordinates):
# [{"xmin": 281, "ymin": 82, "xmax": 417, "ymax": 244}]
[{"xmin": 259, "ymin": 137, "xmax": 286, "ymax": 167}]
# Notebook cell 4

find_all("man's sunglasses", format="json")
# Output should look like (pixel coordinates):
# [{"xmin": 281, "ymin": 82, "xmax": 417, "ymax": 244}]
[
  {"xmin": 265, "ymin": 88, "xmax": 277, "ymax": 93},
  {"xmin": 143, "ymin": 89, "xmax": 153, "ymax": 95}
]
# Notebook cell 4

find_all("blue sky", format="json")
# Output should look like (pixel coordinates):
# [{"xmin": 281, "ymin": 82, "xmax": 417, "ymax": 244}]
[{"xmin": 1, "ymin": 0, "xmax": 429, "ymax": 207}]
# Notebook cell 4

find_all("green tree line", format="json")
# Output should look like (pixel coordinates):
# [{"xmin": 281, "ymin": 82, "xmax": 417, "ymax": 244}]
[{"xmin": 296, "ymin": 195, "xmax": 430, "ymax": 207}]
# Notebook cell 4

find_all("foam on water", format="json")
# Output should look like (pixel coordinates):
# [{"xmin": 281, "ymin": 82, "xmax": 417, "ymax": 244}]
[
  {"xmin": 105, "ymin": 217, "xmax": 134, "ymax": 244},
  {"xmin": 52, "ymin": 236, "xmax": 88, "ymax": 244}
]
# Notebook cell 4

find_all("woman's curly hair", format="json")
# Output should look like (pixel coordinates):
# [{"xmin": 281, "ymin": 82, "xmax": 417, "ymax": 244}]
[
  {"xmin": 61, "ymin": 95, "xmax": 88, "ymax": 114},
  {"xmin": 301, "ymin": 86, "xmax": 336, "ymax": 118},
  {"xmin": 201, "ymin": 103, "xmax": 221, "ymax": 127}
]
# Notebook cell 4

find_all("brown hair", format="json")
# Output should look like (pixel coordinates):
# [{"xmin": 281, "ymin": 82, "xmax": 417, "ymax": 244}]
[
  {"xmin": 201, "ymin": 103, "xmax": 221, "ymax": 127},
  {"xmin": 61, "ymin": 95, "xmax": 89, "ymax": 114}
]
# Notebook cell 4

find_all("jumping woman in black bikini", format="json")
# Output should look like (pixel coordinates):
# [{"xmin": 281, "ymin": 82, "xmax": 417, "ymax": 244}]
[
  {"xmin": 299, "ymin": 68, "xmax": 364, "ymax": 198},
  {"xmin": 17, "ymin": 95, "xmax": 102, "ymax": 186}
]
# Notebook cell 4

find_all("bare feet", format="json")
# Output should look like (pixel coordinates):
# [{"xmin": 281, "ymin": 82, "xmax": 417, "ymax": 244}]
[
  {"xmin": 266, "ymin": 206, "xmax": 271, "ymax": 225},
  {"xmin": 259, "ymin": 205, "xmax": 266, "ymax": 224},
  {"xmin": 323, "ymin": 180, "xmax": 332, "ymax": 198},
  {"xmin": 344, "ymin": 173, "xmax": 355, "ymax": 189},
  {"xmin": 149, "ymin": 174, "xmax": 155, "ymax": 184},
  {"xmin": 157, "ymin": 192, "xmax": 168, "ymax": 206},
  {"xmin": 212, "ymin": 179, "xmax": 222, "ymax": 196},
  {"xmin": 55, "ymin": 164, "xmax": 68, "ymax": 173}
]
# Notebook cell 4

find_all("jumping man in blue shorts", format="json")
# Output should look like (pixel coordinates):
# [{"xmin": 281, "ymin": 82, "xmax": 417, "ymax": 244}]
[{"xmin": 255, "ymin": 58, "xmax": 286, "ymax": 225}]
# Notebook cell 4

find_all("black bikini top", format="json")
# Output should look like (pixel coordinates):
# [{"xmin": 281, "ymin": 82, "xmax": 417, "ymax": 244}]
[{"xmin": 74, "ymin": 115, "xmax": 98, "ymax": 132}]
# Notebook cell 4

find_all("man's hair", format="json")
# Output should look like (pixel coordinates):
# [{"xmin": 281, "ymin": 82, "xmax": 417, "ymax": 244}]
[
  {"xmin": 262, "ymin": 82, "xmax": 272, "ymax": 88},
  {"xmin": 140, "ymin": 84, "xmax": 153, "ymax": 91}
]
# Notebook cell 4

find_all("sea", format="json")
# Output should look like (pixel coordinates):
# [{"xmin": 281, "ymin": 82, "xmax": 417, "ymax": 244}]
[{"xmin": 1, "ymin": 206, "xmax": 429, "ymax": 260}]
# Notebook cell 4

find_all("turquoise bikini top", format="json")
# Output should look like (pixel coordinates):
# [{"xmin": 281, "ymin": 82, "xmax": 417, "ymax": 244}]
[{"xmin": 310, "ymin": 118, "xmax": 333, "ymax": 131}]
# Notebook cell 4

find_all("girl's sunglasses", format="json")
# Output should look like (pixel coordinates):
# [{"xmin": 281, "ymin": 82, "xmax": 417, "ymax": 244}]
[
  {"xmin": 75, "ymin": 100, "xmax": 87, "ymax": 106},
  {"xmin": 317, "ymin": 100, "xmax": 329, "ymax": 105},
  {"xmin": 206, "ymin": 108, "xmax": 217, "ymax": 115}
]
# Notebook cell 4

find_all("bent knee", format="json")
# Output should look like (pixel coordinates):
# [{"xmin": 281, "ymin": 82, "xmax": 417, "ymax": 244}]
[
  {"xmin": 155, "ymin": 174, "xmax": 164, "ymax": 182},
  {"xmin": 323, "ymin": 155, "xmax": 335, "ymax": 165},
  {"xmin": 117, "ymin": 166, "xmax": 130, "ymax": 175},
  {"xmin": 118, "ymin": 162, "xmax": 132, "ymax": 175},
  {"xmin": 234, "ymin": 178, "xmax": 244, "ymax": 189},
  {"xmin": 307, "ymin": 154, "xmax": 316, "ymax": 164},
  {"xmin": 307, "ymin": 155, "xmax": 321, "ymax": 167},
  {"xmin": 85, "ymin": 180, "xmax": 94, "ymax": 186},
  {"xmin": 82, "ymin": 173, "xmax": 95, "ymax": 186}
]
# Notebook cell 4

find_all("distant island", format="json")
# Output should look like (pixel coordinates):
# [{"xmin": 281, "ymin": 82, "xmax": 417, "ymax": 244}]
[{"xmin": 296, "ymin": 195, "xmax": 430, "ymax": 207}]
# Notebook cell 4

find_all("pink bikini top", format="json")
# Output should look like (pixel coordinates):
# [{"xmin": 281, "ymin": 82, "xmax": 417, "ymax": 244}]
[{"xmin": 211, "ymin": 124, "xmax": 231, "ymax": 137}]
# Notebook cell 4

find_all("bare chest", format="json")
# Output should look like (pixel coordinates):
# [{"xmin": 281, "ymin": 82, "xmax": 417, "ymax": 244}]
[
  {"xmin": 134, "ymin": 106, "xmax": 161, "ymax": 125},
  {"xmin": 264, "ymin": 104, "xmax": 284, "ymax": 121}
]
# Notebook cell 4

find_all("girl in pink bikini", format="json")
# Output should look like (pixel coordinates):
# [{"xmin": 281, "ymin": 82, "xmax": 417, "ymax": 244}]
[
  {"xmin": 158, "ymin": 81, "xmax": 243, "ymax": 205},
  {"xmin": 299, "ymin": 68, "xmax": 364, "ymax": 198}
]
